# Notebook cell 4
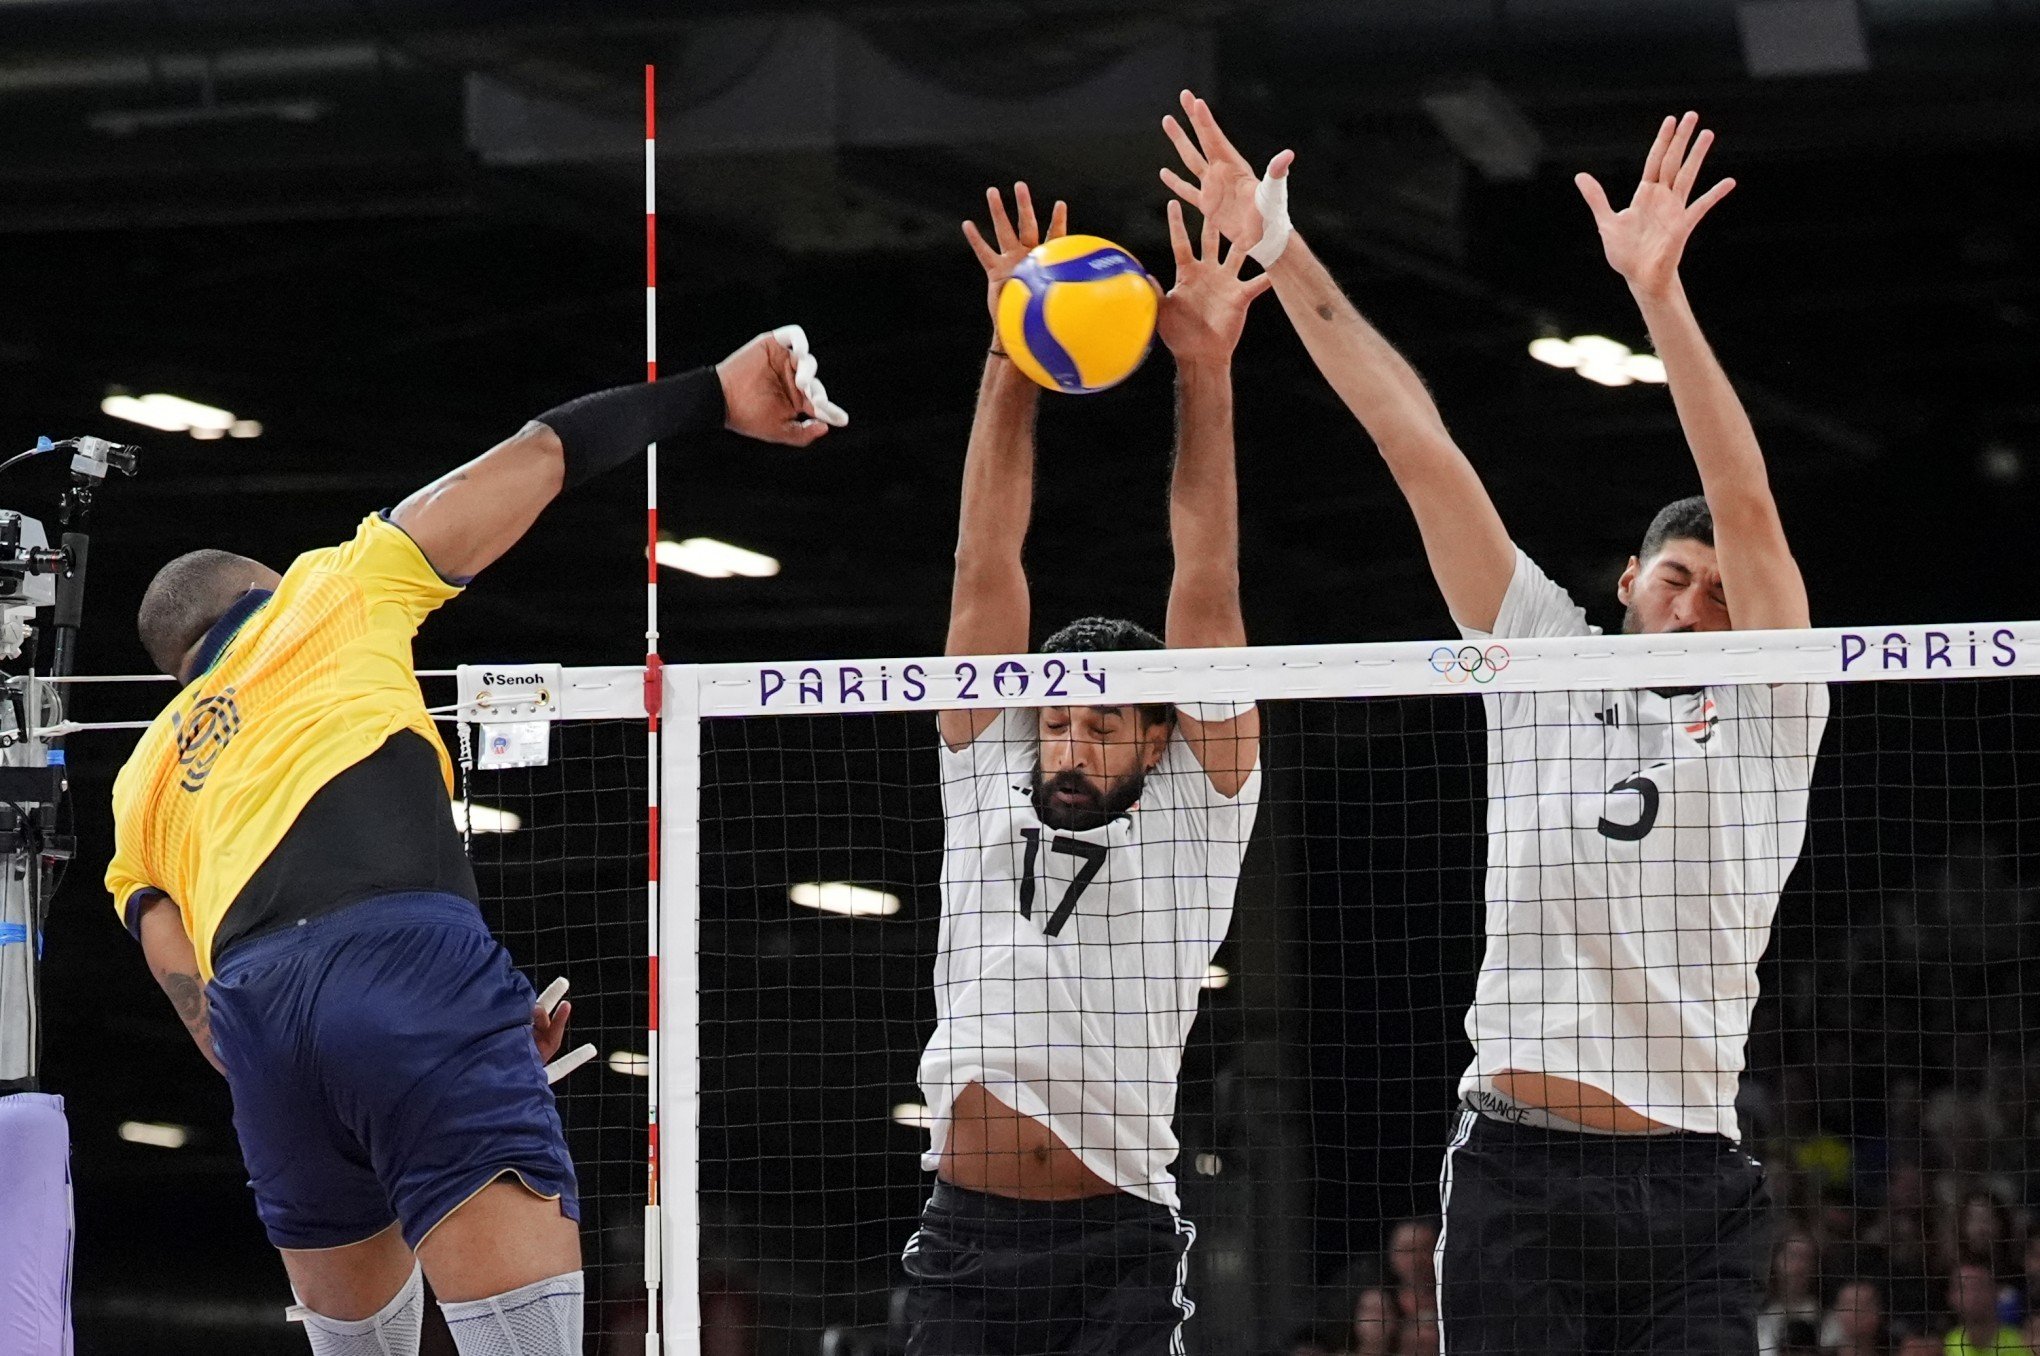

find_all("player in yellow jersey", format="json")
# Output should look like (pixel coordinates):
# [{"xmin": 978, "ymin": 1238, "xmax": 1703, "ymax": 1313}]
[{"xmin": 106, "ymin": 326, "xmax": 846, "ymax": 1356}]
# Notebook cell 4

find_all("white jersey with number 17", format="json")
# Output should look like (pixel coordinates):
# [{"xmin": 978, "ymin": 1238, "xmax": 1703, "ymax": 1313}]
[
  {"xmin": 1457, "ymin": 550, "xmax": 1829, "ymax": 1140},
  {"xmin": 917, "ymin": 707, "xmax": 1262, "ymax": 1210}
]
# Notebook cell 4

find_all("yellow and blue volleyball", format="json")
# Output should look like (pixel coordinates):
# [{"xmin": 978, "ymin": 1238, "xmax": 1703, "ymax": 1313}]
[{"xmin": 996, "ymin": 235, "xmax": 1160, "ymax": 394}]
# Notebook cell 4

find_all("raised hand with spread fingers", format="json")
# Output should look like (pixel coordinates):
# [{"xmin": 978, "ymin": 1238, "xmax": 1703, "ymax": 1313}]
[
  {"xmin": 961, "ymin": 182, "xmax": 1068, "ymax": 330},
  {"xmin": 1581, "ymin": 114, "xmax": 1808, "ymax": 632},
  {"xmin": 1575, "ymin": 110, "xmax": 1735, "ymax": 301},
  {"xmin": 1159, "ymin": 89, "xmax": 1295, "ymax": 264},
  {"xmin": 1158, "ymin": 88, "xmax": 1517, "ymax": 633},
  {"xmin": 1157, "ymin": 198, "xmax": 1274, "ymax": 370}
]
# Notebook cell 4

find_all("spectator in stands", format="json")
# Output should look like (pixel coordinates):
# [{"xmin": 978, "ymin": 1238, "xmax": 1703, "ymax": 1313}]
[
  {"xmin": 1823, "ymin": 1278, "xmax": 1886, "ymax": 1355},
  {"xmin": 1762, "ymin": 1232, "xmax": 1826, "ymax": 1355},
  {"xmin": 1940, "ymin": 1192, "xmax": 2020, "ymax": 1286},
  {"xmin": 1353, "ymin": 1284, "xmax": 1400, "ymax": 1356},
  {"xmin": 1397, "ymin": 1299, "xmax": 1438, "ymax": 1356},
  {"xmin": 1946, "ymin": 1262, "xmax": 2025, "ymax": 1355},
  {"xmin": 1386, "ymin": 1217, "xmax": 1438, "ymax": 1325},
  {"xmin": 1867, "ymin": 1170, "xmax": 1937, "ymax": 1331}
]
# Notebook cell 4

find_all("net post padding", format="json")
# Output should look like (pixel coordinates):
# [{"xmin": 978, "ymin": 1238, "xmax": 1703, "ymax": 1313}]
[{"xmin": 657, "ymin": 666, "xmax": 703, "ymax": 1355}]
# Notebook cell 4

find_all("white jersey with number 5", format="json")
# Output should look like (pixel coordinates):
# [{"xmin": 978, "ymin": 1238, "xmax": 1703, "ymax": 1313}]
[
  {"xmin": 1458, "ymin": 550, "xmax": 1829, "ymax": 1139},
  {"xmin": 918, "ymin": 707, "xmax": 1261, "ymax": 1209}
]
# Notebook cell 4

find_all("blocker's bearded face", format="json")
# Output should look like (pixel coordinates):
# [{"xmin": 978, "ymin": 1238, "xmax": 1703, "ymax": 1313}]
[{"xmin": 1030, "ymin": 704, "xmax": 1161, "ymax": 832}]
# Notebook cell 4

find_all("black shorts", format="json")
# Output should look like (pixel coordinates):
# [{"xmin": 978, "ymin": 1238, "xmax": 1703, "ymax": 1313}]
[
  {"xmin": 901, "ymin": 1182, "xmax": 1195, "ymax": 1356},
  {"xmin": 1437, "ymin": 1107, "xmax": 1773, "ymax": 1356}
]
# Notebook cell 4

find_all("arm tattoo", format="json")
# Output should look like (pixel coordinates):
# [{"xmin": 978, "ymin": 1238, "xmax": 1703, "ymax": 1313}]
[{"xmin": 160, "ymin": 969, "xmax": 214, "ymax": 1052}]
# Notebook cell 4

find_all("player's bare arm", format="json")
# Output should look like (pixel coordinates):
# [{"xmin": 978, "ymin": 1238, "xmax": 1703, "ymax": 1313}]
[
  {"xmin": 941, "ymin": 184, "xmax": 1065, "ymax": 752},
  {"xmin": 1156, "ymin": 197, "xmax": 1267, "ymax": 794},
  {"xmin": 394, "ymin": 328, "xmax": 844, "ymax": 583},
  {"xmin": 1577, "ymin": 113, "xmax": 1809, "ymax": 631},
  {"xmin": 133, "ymin": 891, "xmax": 227, "ymax": 1076},
  {"xmin": 1160, "ymin": 90, "xmax": 1516, "ymax": 633}
]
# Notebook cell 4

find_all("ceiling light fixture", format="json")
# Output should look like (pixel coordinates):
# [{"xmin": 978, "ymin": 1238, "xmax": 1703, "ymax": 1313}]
[
  {"xmin": 788, "ymin": 881, "xmax": 901, "ymax": 918},
  {"xmin": 449, "ymin": 800, "xmax": 522, "ymax": 835},
  {"xmin": 118, "ymin": 1120, "xmax": 190, "ymax": 1149},
  {"xmin": 102, "ymin": 391, "xmax": 252, "ymax": 437},
  {"xmin": 607, "ymin": 1051, "xmax": 652, "ymax": 1078},
  {"xmin": 653, "ymin": 537, "xmax": 779, "ymax": 579},
  {"xmin": 892, "ymin": 1102, "xmax": 933, "ymax": 1130},
  {"xmin": 1526, "ymin": 335, "xmax": 1667, "ymax": 388}
]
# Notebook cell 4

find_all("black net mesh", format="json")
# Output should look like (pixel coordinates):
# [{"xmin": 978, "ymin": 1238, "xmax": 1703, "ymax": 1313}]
[
  {"xmin": 692, "ymin": 676, "xmax": 2040, "ymax": 1356},
  {"xmin": 465, "ymin": 718, "xmax": 651, "ymax": 1350}
]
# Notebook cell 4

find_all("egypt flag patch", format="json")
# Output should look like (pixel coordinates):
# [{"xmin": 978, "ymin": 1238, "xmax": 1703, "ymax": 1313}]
[{"xmin": 1684, "ymin": 694, "xmax": 1719, "ymax": 745}]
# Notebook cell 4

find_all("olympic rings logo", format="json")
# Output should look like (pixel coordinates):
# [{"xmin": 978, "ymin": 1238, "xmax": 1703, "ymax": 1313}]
[
  {"xmin": 1430, "ymin": 644, "xmax": 1511, "ymax": 685},
  {"xmin": 173, "ymin": 686, "xmax": 243, "ymax": 792}
]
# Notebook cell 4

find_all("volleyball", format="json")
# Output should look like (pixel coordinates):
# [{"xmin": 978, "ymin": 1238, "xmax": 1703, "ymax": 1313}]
[{"xmin": 996, "ymin": 234, "xmax": 1161, "ymax": 394}]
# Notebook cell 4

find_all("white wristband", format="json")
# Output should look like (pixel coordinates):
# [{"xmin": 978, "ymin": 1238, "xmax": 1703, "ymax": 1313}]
[
  {"xmin": 1176, "ymin": 700, "xmax": 1253, "ymax": 724},
  {"xmin": 1246, "ymin": 169, "xmax": 1292, "ymax": 267}
]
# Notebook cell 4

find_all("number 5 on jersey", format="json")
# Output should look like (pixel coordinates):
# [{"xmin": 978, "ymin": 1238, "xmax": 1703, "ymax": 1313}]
[{"xmin": 1017, "ymin": 828, "xmax": 1107, "ymax": 937}]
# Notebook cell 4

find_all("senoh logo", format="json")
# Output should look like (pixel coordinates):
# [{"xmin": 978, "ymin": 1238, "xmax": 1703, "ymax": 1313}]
[
  {"xmin": 1839, "ymin": 628, "xmax": 2017, "ymax": 673},
  {"xmin": 481, "ymin": 671, "xmax": 546, "ymax": 686},
  {"xmin": 172, "ymin": 686, "xmax": 243, "ymax": 792},
  {"xmin": 1431, "ymin": 644, "xmax": 1511, "ymax": 685}
]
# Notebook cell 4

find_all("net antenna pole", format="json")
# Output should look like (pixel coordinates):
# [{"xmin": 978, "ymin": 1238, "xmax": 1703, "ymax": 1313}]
[{"xmin": 641, "ymin": 61, "xmax": 677, "ymax": 1356}]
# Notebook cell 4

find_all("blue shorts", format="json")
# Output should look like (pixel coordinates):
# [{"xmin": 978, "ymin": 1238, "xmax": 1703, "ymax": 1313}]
[{"xmin": 207, "ymin": 891, "xmax": 580, "ymax": 1251}]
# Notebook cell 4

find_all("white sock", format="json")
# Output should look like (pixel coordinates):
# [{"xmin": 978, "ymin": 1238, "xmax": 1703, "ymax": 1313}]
[
  {"xmin": 287, "ymin": 1262, "xmax": 424, "ymax": 1356},
  {"xmin": 439, "ymin": 1269, "xmax": 584, "ymax": 1356}
]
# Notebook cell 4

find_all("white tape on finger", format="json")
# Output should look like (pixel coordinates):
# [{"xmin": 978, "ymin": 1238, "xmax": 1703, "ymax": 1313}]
[
  {"xmin": 537, "ymin": 976, "xmax": 569, "ymax": 1017},
  {"xmin": 545, "ymin": 1043, "xmax": 597, "ymax": 1085},
  {"xmin": 771, "ymin": 323, "xmax": 810, "ymax": 357},
  {"xmin": 1247, "ymin": 165, "xmax": 1292, "ymax": 267}
]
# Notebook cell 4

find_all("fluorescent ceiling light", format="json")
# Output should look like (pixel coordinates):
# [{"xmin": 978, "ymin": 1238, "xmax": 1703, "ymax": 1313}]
[
  {"xmin": 102, "ymin": 392, "xmax": 241, "ymax": 436},
  {"xmin": 1577, "ymin": 363, "xmax": 1635, "ymax": 388},
  {"xmin": 1203, "ymin": 963, "xmax": 1230, "ymax": 991},
  {"xmin": 119, "ymin": 1120, "xmax": 189, "ymax": 1149},
  {"xmin": 450, "ymin": 799, "xmax": 522, "ymax": 835},
  {"xmin": 789, "ymin": 881, "xmax": 901, "ymax": 918},
  {"xmin": 229, "ymin": 419, "xmax": 264, "ymax": 438},
  {"xmin": 653, "ymin": 537, "xmax": 780, "ymax": 579},
  {"xmin": 1623, "ymin": 353, "xmax": 1667, "ymax": 384},
  {"xmin": 1194, "ymin": 1152, "xmax": 1224, "ymax": 1176},
  {"xmin": 607, "ymin": 1051, "xmax": 651, "ymax": 1078},
  {"xmin": 892, "ymin": 1102, "xmax": 933, "ymax": 1130},
  {"xmin": 1529, "ymin": 335, "xmax": 1661, "ymax": 389}
]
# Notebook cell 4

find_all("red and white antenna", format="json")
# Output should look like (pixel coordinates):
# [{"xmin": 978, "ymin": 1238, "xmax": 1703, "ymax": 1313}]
[{"xmin": 642, "ymin": 60, "xmax": 666, "ymax": 1356}]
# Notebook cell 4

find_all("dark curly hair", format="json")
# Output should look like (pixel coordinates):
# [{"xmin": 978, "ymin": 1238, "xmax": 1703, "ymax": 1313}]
[{"xmin": 1039, "ymin": 616, "xmax": 1171, "ymax": 725}]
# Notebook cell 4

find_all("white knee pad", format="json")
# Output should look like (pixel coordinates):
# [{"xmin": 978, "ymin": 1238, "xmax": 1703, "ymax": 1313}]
[
  {"xmin": 287, "ymin": 1262, "xmax": 424, "ymax": 1356},
  {"xmin": 439, "ymin": 1269, "xmax": 584, "ymax": 1356}
]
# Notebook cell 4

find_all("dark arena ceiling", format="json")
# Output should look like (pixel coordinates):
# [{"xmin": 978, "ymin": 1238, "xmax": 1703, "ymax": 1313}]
[{"xmin": 1, "ymin": 1, "xmax": 2036, "ymax": 1351}]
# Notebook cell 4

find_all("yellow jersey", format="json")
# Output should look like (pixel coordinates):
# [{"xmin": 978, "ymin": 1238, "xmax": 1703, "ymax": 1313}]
[{"xmin": 105, "ymin": 514, "xmax": 461, "ymax": 979}]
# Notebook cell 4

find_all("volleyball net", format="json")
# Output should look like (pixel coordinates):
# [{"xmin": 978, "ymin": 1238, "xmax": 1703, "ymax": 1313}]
[{"xmin": 660, "ymin": 621, "xmax": 2040, "ymax": 1354}]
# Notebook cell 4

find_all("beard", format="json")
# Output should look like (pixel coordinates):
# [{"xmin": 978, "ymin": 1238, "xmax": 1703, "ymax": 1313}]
[{"xmin": 1030, "ymin": 765, "xmax": 1147, "ymax": 832}]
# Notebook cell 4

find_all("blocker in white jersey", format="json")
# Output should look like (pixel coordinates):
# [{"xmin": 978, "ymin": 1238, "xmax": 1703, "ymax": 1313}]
[
  {"xmin": 1457, "ymin": 550, "xmax": 1829, "ymax": 1136},
  {"xmin": 918, "ymin": 707, "xmax": 1262, "ymax": 1210},
  {"xmin": 1161, "ymin": 94, "xmax": 1833, "ymax": 1356},
  {"xmin": 908, "ymin": 175, "xmax": 1271, "ymax": 1356}
]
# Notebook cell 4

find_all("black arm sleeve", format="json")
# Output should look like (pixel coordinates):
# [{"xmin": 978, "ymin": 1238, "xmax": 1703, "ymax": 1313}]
[{"xmin": 534, "ymin": 366, "xmax": 726, "ymax": 490}]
